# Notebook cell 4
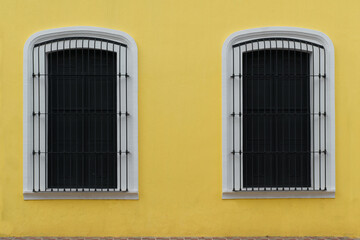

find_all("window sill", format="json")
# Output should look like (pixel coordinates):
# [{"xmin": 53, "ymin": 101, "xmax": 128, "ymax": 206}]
[
  {"xmin": 222, "ymin": 190, "xmax": 335, "ymax": 199},
  {"xmin": 23, "ymin": 191, "xmax": 139, "ymax": 200}
]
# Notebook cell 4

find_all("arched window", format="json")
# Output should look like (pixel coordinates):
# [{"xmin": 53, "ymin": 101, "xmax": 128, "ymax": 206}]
[
  {"xmin": 222, "ymin": 27, "xmax": 335, "ymax": 198},
  {"xmin": 23, "ymin": 27, "xmax": 138, "ymax": 199}
]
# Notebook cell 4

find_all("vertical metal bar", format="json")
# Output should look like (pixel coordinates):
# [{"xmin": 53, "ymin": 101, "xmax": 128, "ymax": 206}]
[
  {"xmin": 232, "ymin": 46, "xmax": 235, "ymax": 191},
  {"xmin": 56, "ymin": 41, "xmax": 59, "ymax": 191},
  {"xmin": 288, "ymin": 40, "xmax": 291, "ymax": 189},
  {"xmin": 269, "ymin": 39, "xmax": 272, "ymax": 190},
  {"xmin": 38, "ymin": 45, "xmax": 41, "ymax": 191},
  {"xmin": 293, "ymin": 40, "xmax": 297, "ymax": 190},
  {"xmin": 49, "ymin": 43, "xmax": 53, "ymax": 191},
  {"xmin": 63, "ymin": 39, "xmax": 66, "ymax": 191},
  {"xmin": 275, "ymin": 40, "xmax": 278, "ymax": 190},
  {"xmin": 125, "ymin": 46, "xmax": 129, "ymax": 191},
  {"xmin": 312, "ymin": 44, "xmax": 315, "ymax": 190},
  {"xmin": 238, "ymin": 45, "xmax": 242, "ymax": 191},
  {"xmin": 32, "ymin": 46, "xmax": 35, "ymax": 192},
  {"xmin": 94, "ymin": 39, "xmax": 97, "ymax": 191},
  {"xmin": 113, "ymin": 43, "xmax": 117, "ymax": 190},
  {"xmin": 106, "ymin": 41, "xmax": 110, "ymax": 191},
  {"xmin": 324, "ymin": 48, "xmax": 327, "ymax": 190},
  {"xmin": 300, "ymin": 43, "xmax": 303, "ymax": 190},
  {"xmin": 244, "ymin": 42, "xmax": 248, "ymax": 190},
  {"xmin": 318, "ymin": 46, "xmax": 322, "ymax": 190},
  {"xmin": 48, "ymin": 43, "xmax": 52, "ymax": 191},
  {"xmin": 306, "ymin": 44, "xmax": 310, "ymax": 191},
  {"xmin": 75, "ymin": 40, "xmax": 78, "ymax": 191},
  {"xmin": 100, "ymin": 40, "xmax": 103, "ymax": 191},
  {"xmin": 45, "ymin": 43, "xmax": 48, "ymax": 191},
  {"xmin": 282, "ymin": 40, "xmax": 285, "ymax": 190},
  {"xmin": 256, "ymin": 41, "xmax": 260, "ymax": 190},
  {"xmin": 251, "ymin": 42, "xmax": 255, "ymax": 190},
  {"xmin": 88, "ymin": 39, "xmax": 92, "ymax": 191},
  {"xmin": 82, "ymin": 39, "xmax": 85, "ymax": 191},
  {"xmin": 69, "ymin": 39, "xmax": 72, "ymax": 190},
  {"xmin": 262, "ymin": 40, "xmax": 271, "ymax": 191},
  {"xmin": 119, "ymin": 45, "xmax": 122, "ymax": 191},
  {"xmin": 86, "ymin": 40, "xmax": 89, "ymax": 190}
]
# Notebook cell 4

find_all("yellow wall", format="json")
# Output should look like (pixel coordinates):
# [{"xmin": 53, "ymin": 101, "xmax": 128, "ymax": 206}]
[{"xmin": 0, "ymin": 0, "xmax": 360, "ymax": 237}]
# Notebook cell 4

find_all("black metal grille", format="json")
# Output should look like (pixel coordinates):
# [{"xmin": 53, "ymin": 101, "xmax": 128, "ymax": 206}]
[
  {"xmin": 231, "ymin": 38, "xmax": 327, "ymax": 191},
  {"xmin": 32, "ymin": 38, "xmax": 129, "ymax": 192}
]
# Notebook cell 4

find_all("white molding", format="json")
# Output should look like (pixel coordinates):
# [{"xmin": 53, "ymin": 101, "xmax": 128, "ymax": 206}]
[
  {"xmin": 23, "ymin": 191, "xmax": 138, "ymax": 200},
  {"xmin": 222, "ymin": 27, "xmax": 335, "ymax": 199},
  {"xmin": 23, "ymin": 26, "xmax": 138, "ymax": 200},
  {"xmin": 223, "ymin": 190, "xmax": 335, "ymax": 199}
]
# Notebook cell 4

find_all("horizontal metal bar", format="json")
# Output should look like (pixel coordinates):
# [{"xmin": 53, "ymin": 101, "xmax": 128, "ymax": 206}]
[
  {"xmin": 231, "ymin": 150, "xmax": 326, "ymax": 154},
  {"xmin": 231, "ymin": 74, "xmax": 326, "ymax": 78},
  {"xmin": 232, "ymin": 188, "xmax": 327, "ymax": 192},
  {"xmin": 33, "ymin": 112, "xmax": 129, "ymax": 116},
  {"xmin": 231, "ymin": 112, "xmax": 326, "ymax": 116},
  {"xmin": 33, "ymin": 151, "xmax": 130, "ymax": 154},
  {"xmin": 232, "ymin": 37, "xmax": 324, "ymax": 49},
  {"xmin": 32, "ymin": 188, "xmax": 128, "ymax": 193},
  {"xmin": 34, "ymin": 37, "xmax": 127, "ymax": 48},
  {"xmin": 33, "ymin": 74, "xmax": 129, "ymax": 77}
]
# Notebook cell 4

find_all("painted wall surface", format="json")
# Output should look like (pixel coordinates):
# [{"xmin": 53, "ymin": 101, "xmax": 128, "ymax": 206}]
[{"xmin": 0, "ymin": 0, "xmax": 359, "ymax": 237}]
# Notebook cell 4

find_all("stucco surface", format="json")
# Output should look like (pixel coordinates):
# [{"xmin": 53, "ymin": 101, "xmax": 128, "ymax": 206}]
[{"xmin": 0, "ymin": 0, "xmax": 360, "ymax": 237}]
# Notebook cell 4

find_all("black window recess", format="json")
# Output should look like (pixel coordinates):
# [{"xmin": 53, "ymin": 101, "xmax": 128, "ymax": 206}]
[
  {"xmin": 31, "ymin": 38, "xmax": 130, "ymax": 192},
  {"xmin": 231, "ymin": 38, "xmax": 327, "ymax": 191}
]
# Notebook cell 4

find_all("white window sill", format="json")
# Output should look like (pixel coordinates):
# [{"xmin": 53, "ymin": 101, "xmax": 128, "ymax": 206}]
[
  {"xmin": 222, "ymin": 190, "xmax": 335, "ymax": 199},
  {"xmin": 23, "ymin": 191, "xmax": 139, "ymax": 200}
]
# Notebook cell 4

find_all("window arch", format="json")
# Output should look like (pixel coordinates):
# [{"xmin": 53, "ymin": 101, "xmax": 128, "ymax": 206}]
[
  {"xmin": 23, "ymin": 27, "xmax": 138, "ymax": 199},
  {"xmin": 222, "ymin": 27, "xmax": 335, "ymax": 199}
]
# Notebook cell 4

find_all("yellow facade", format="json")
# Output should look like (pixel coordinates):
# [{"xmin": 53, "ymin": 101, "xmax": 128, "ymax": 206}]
[{"xmin": 0, "ymin": 0, "xmax": 360, "ymax": 237}]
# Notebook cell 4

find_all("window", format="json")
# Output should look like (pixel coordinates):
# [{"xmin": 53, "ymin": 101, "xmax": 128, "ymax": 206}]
[
  {"xmin": 222, "ymin": 27, "xmax": 335, "ymax": 199},
  {"xmin": 23, "ymin": 27, "xmax": 138, "ymax": 199}
]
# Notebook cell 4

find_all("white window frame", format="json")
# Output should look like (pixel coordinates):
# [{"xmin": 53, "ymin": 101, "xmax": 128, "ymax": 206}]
[
  {"xmin": 23, "ymin": 26, "xmax": 138, "ymax": 200},
  {"xmin": 222, "ymin": 27, "xmax": 335, "ymax": 199}
]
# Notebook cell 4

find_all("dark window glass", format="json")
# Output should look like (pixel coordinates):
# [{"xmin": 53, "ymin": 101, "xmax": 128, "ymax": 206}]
[
  {"xmin": 48, "ymin": 49, "xmax": 117, "ymax": 189},
  {"xmin": 243, "ymin": 49, "xmax": 311, "ymax": 188}
]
